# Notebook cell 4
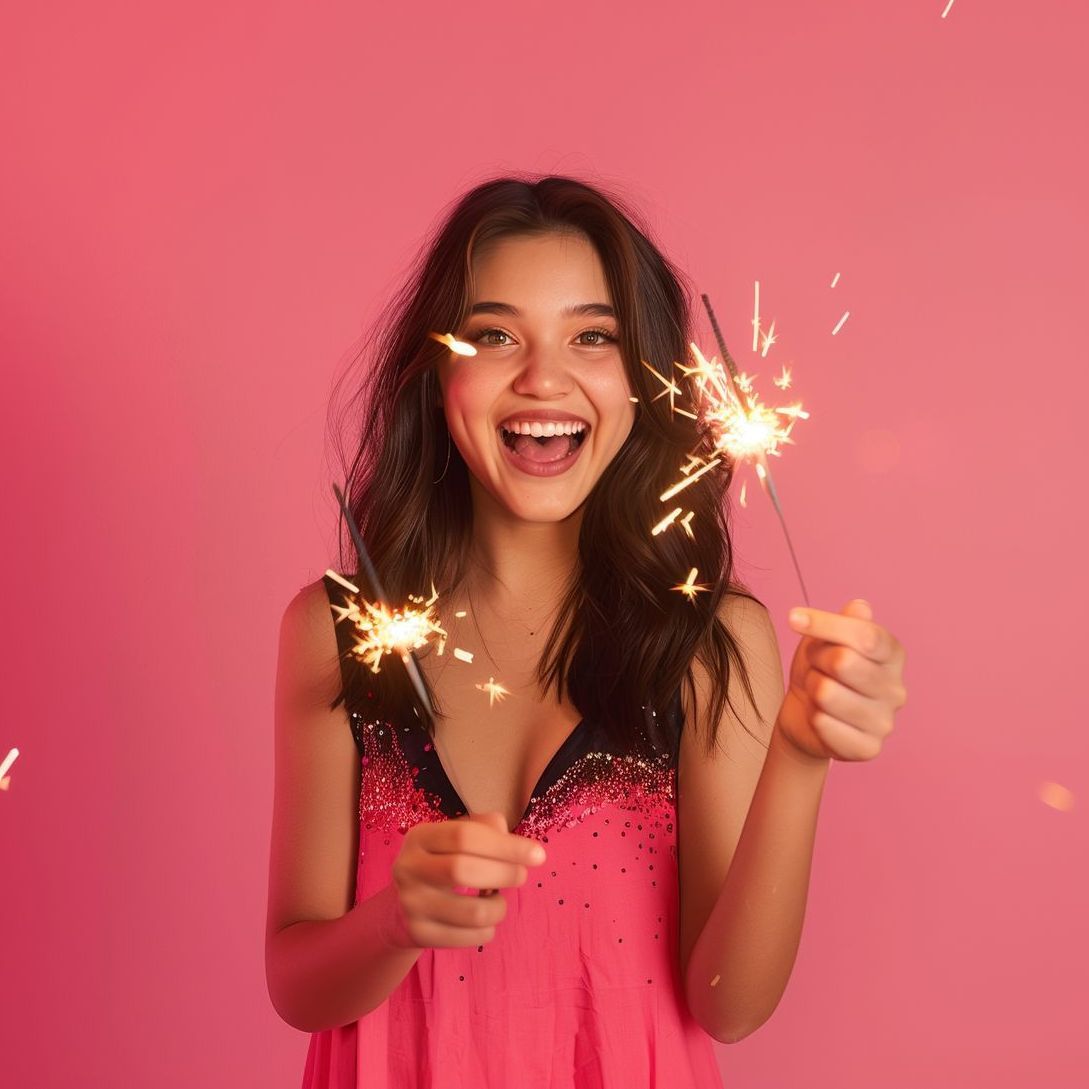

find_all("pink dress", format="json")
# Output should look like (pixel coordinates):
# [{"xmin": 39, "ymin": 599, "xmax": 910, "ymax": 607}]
[{"xmin": 301, "ymin": 574, "xmax": 723, "ymax": 1088}]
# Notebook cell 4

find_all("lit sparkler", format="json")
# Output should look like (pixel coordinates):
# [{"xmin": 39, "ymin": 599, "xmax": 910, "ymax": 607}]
[
  {"xmin": 332, "ymin": 483, "xmax": 437, "ymax": 718},
  {"xmin": 700, "ymin": 293, "xmax": 811, "ymax": 605},
  {"xmin": 429, "ymin": 331, "xmax": 477, "ymax": 356}
]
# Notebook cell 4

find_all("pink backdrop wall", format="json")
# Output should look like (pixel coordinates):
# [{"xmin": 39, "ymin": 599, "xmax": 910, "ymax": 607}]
[{"xmin": 2, "ymin": 1, "xmax": 1085, "ymax": 1086}]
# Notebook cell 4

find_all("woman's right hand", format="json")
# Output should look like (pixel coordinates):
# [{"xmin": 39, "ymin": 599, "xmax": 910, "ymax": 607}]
[{"xmin": 386, "ymin": 812, "xmax": 547, "ymax": 949}]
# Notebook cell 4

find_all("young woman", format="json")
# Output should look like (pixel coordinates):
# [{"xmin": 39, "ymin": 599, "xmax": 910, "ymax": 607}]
[{"xmin": 265, "ymin": 175, "xmax": 908, "ymax": 1088}]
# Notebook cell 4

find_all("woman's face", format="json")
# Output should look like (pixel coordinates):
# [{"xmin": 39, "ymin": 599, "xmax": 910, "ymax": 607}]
[{"xmin": 436, "ymin": 230, "xmax": 636, "ymax": 524}]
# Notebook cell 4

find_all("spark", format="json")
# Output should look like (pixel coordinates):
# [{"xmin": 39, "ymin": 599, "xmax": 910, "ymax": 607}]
[
  {"xmin": 453, "ymin": 648, "xmax": 474, "ymax": 663},
  {"xmin": 652, "ymin": 507, "xmax": 683, "ymax": 535},
  {"xmin": 739, "ymin": 482, "xmax": 748, "ymax": 508},
  {"xmin": 475, "ymin": 676, "xmax": 510, "ymax": 707},
  {"xmin": 940, "ymin": 0, "xmax": 955, "ymax": 16},
  {"xmin": 629, "ymin": 396, "xmax": 640, "ymax": 403},
  {"xmin": 752, "ymin": 280, "xmax": 760, "ymax": 352},
  {"xmin": 642, "ymin": 359, "xmax": 684, "ymax": 414},
  {"xmin": 773, "ymin": 365, "xmax": 793, "ymax": 390},
  {"xmin": 679, "ymin": 511, "xmax": 695, "ymax": 538},
  {"xmin": 710, "ymin": 974, "xmax": 721, "ymax": 988},
  {"xmin": 0, "ymin": 747, "xmax": 19, "ymax": 791},
  {"xmin": 672, "ymin": 568, "xmax": 709, "ymax": 603},
  {"xmin": 454, "ymin": 610, "xmax": 467, "ymax": 618},
  {"xmin": 326, "ymin": 570, "xmax": 448, "ymax": 674},
  {"xmin": 429, "ymin": 331, "xmax": 477, "ymax": 356},
  {"xmin": 660, "ymin": 458, "xmax": 722, "ymax": 501},
  {"xmin": 830, "ymin": 272, "xmax": 841, "ymax": 288},
  {"xmin": 759, "ymin": 319, "xmax": 777, "ymax": 357},
  {"xmin": 832, "ymin": 311, "xmax": 850, "ymax": 336}
]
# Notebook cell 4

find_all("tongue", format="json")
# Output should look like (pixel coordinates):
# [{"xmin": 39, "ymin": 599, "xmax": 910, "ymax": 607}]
[{"xmin": 512, "ymin": 434, "xmax": 575, "ymax": 462}]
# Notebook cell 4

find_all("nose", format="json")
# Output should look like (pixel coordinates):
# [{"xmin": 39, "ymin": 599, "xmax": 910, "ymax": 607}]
[{"xmin": 510, "ymin": 346, "xmax": 573, "ymax": 400}]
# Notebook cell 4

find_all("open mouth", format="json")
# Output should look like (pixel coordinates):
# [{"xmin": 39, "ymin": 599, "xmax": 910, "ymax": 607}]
[{"xmin": 497, "ymin": 420, "xmax": 591, "ymax": 475}]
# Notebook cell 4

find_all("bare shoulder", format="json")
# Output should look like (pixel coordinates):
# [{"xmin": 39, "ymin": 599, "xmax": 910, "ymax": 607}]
[
  {"xmin": 265, "ymin": 574, "xmax": 361, "ymax": 957},
  {"xmin": 676, "ymin": 593, "xmax": 787, "ymax": 983}
]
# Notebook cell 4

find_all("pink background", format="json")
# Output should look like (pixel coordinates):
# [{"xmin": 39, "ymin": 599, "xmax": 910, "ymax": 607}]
[{"xmin": 1, "ymin": 1, "xmax": 1086, "ymax": 1086}]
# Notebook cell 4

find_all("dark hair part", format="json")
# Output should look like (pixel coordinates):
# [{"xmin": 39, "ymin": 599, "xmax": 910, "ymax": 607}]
[{"xmin": 328, "ymin": 173, "xmax": 769, "ymax": 757}]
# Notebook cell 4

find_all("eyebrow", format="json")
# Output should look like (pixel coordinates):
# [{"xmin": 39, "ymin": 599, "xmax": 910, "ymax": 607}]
[{"xmin": 468, "ymin": 301, "xmax": 616, "ymax": 319}]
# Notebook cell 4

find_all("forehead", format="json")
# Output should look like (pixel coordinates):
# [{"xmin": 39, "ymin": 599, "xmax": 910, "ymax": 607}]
[{"xmin": 468, "ymin": 231, "xmax": 612, "ymax": 308}]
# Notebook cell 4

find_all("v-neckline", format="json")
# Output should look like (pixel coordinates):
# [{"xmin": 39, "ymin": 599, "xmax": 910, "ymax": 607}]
[{"xmin": 428, "ymin": 717, "xmax": 588, "ymax": 830}]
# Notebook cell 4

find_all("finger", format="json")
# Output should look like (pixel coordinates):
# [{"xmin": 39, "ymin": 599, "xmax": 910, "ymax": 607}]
[
  {"xmin": 805, "ymin": 639, "xmax": 892, "ymax": 700},
  {"xmin": 410, "ymin": 880, "xmax": 511, "ymax": 930},
  {"xmin": 413, "ymin": 848, "xmax": 531, "ymax": 893},
  {"xmin": 809, "ymin": 709, "xmax": 884, "ymax": 761},
  {"xmin": 434, "ymin": 812, "xmax": 548, "ymax": 867},
  {"xmin": 803, "ymin": 667, "xmax": 895, "ymax": 738},
  {"xmin": 788, "ymin": 599, "xmax": 891, "ymax": 664}
]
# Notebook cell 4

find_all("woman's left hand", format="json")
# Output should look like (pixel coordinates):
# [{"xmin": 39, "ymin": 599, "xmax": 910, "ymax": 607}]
[{"xmin": 776, "ymin": 599, "xmax": 908, "ymax": 762}]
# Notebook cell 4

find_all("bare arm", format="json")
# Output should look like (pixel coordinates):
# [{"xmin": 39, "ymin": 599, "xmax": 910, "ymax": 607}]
[
  {"xmin": 264, "ymin": 579, "xmax": 422, "ymax": 1033},
  {"xmin": 677, "ymin": 595, "xmax": 830, "ymax": 1044}
]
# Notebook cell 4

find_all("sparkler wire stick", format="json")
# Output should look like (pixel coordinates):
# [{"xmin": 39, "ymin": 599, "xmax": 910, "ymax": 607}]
[
  {"xmin": 332, "ymin": 482, "xmax": 435, "ymax": 719},
  {"xmin": 699, "ymin": 294, "xmax": 811, "ymax": 607}
]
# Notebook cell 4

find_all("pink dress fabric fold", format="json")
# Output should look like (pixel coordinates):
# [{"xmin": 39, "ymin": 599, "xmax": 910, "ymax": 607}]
[{"xmin": 301, "ymin": 574, "xmax": 724, "ymax": 1088}]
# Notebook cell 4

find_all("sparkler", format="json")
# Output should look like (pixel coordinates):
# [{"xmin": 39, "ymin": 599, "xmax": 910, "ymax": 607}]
[
  {"xmin": 700, "ymin": 293, "xmax": 811, "ymax": 606},
  {"xmin": 332, "ymin": 483, "xmax": 437, "ymax": 719}
]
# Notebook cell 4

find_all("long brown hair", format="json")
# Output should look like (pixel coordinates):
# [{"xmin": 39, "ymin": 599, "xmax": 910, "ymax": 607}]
[{"xmin": 328, "ymin": 173, "xmax": 769, "ymax": 757}]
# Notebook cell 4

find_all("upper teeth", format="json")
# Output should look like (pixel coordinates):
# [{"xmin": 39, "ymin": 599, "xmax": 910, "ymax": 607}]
[{"xmin": 500, "ymin": 421, "xmax": 587, "ymax": 437}]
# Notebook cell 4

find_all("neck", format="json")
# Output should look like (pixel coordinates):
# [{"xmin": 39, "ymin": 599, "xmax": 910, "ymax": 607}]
[{"xmin": 461, "ymin": 480, "xmax": 582, "ymax": 616}]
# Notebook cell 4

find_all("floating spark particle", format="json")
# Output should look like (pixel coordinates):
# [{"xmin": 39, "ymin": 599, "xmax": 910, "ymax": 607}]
[
  {"xmin": 0, "ymin": 747, "xmax": 18, "ymax": 791},
  {"xmin": 830, "ymin": 272, "xmax": 841, "ymax": 288},
  {"xmin": 832, "ymin": 311, "xmax": 850, "ymax": 336},
  {"xmin": 453, "ymin": 648, "xmax": 474, "ymax": 663},
  {"xmin": 739, "ymin": 482, "xmax": 748, "ymax": 508},
  {"xmin": 454, "ymin": 610, "xmax": 467, "ymax": 618},
  {"xmin": 759, "ymin": 319, "xmax": 777, "ymax": 358},
  {"xmin": 672, "ymin": 568, "xmax": 709, "ymax": 603},
  {"xmin": 642, "ymin": 359, "xmax": 684, "ymax": 414},
  {"xmin": 1039, "ymin": 781, "xmax": 1074, "ymax": 812},
  {"xmin": 660, "ymin": 457, "xmax": 722, "ymax": 501},
  {"xmin": 752, "ymin": 280, "xmax": 760, "ymax": 352},
  {"xmin": 940, "ymin": 0, "xmax": 955, "ymax": 17},
  {"xmin": 629, "ymin": 396, "xmax": 640, "ymax": 403},
  {"xmin": 652, "ymin": 507, "xmax": 683, "ymax": 535},
  {"xmin": 771, "ymin": 363, "xmax": 797, "ymax": 389},
  {"xmin": 710, "ymin": 974, "xmax": 721, "ymax": 988},
  {"xmin": 429, "ymin": 331, "xmax": 477, "ymax": 356},
  {"xmin": 475, "ymin": 676, "xmax": 511, "ymax": 707},
  {"xmin": 679, "ymin": 511, "xmax": 695, "ymax": 538}
]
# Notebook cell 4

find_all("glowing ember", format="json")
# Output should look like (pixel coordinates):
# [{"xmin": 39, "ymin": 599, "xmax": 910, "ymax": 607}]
[
  {"xmin": 475, "ymin": 676, "xmax": 511, "ymax": 707},
  {"xmin": 832, "ymin": 311, "xmax": 850, "ymax": 336},
  {"xmin": 0, "ymin": 746, "xmax": 19, "ymax": 791},
  {"xmin": 672, "ymin": 568, "xmax": 709, "ymax": 602},
  {"xmin": 429, "ymin": 331, "xmax": 477, "ymax": 356},
  {"xmin": 751, "ymin": 280, "xmax": 760, "ymax": 352},
  {"xmin": 652, "ymin": 507, "xmax": 683, "ymax": 535},
  {"xmin": 453, "ymin": 648, "xmax": 474, "ymax": 663}
]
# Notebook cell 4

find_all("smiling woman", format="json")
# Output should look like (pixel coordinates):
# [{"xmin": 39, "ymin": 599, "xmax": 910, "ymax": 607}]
[{"xmin": 267, "ymin": 175, "xmax": 777, "ymax": 1089}]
